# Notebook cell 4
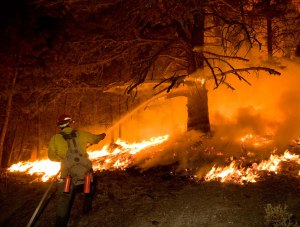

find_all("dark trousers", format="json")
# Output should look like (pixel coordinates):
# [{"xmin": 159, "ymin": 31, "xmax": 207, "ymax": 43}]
[{"xmin": 55, "ymin": 180, "xmax": 95, "ymax": 227}]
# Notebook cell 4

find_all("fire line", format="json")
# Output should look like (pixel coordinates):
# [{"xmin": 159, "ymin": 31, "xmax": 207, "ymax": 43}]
[
  {"xmin": 7, "ymin": 134, "xmax": 300, "ymax": 184},
  {"xmin": 7, "ymin": 135, "xmax": 169, "ymax": 182}
]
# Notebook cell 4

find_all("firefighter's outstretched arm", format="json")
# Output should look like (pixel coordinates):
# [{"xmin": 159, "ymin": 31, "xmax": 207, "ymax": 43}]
[
  {"xmin": 98, "ymin": 133, "xmax": 106, "ymax": 141},
  {"xmin": 82, "ymin": 131, "xmax": 106, "ymax": 145}
]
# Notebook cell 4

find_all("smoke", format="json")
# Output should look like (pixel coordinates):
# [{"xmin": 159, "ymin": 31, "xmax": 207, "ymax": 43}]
[
  {"xmin": 274, "ymin": 79, "xmax": 300, "ymax": 149},
  {"xmin": 209, "ymin": 58, "xmax": 300, "ymax": 152},
  {"xmin": 117, "ymin": 96, "xmax": 188, "ymax": 142},
  {"xmin": 212, "ymin": 106, "xmax": 276, "ymax": 136},
  {"xmin": 133, "ymin": 59, "xmax": 300, "ymax": 173},
  {"xmin": 89, "ymin": 58, "xmax": 300, "ymax": 174}
]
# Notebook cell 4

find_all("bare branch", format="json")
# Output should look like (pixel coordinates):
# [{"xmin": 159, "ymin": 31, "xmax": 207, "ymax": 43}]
[
  {"xmin": 202, "ymin": 51, "xmax": 249, "ymax": 61},
  {"xmin": 152, "ymin": 74, "xmax": 187, "ymax": 93},
  {"xmin": 205, "ymin": 66, "xmax": 281, "ymax": 89}
]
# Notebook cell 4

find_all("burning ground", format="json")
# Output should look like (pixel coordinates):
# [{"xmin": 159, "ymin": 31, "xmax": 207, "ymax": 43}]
[{"xmin": 1, "ymin": 130, "xmax": 300, "ymax": 226}]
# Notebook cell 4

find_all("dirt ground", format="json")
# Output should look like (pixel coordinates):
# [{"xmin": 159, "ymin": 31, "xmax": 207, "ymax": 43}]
[{"xmin": 0, "ymin": 165, "xmax": 299, "ymax": 227}]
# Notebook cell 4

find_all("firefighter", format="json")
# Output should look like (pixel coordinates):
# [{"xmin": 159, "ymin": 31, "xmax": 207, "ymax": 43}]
[{"xmin": 48, "ymin": 114, "xmax": 106, "ymax": 227}]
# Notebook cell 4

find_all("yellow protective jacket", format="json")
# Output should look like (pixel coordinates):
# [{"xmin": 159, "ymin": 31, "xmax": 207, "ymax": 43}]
[{"xmin": 48, "ymin": 127, "xmax": 105, "ymax": 162}]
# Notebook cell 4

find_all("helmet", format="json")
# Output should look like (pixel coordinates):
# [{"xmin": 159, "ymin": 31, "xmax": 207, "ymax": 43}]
[{"xmin": 57, "ymin": 114, "xmax": 73, "ymax": 128}]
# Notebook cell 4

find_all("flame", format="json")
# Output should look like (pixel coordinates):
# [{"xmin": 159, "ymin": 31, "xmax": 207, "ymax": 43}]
[
  {"xmin": 7, "ymin": 135, "xmax": 169, "ymax": 182},
  {"xmin": 241, "ymin": 133, "xmax": 254, "ymax": 143},
  {"xmin": 256, "ymin": 151, "xmax": 300, "ymax": 173},
  {"xmin": 8, "ymin": 160, "xmax": 60, "ymax": 182},
  {"xmin": 204, "ymin": 150, "xmax": 300, "ymax": 184},
  {"xmin": 240, "ymin": 133, "xmax": 273, "ymax": 147},
  {"xmin": 90, "ymin": 135, "xmax": 169, "ymax": 171},
  {"xmin": 7, "ymin": 132, "xmax": 300, "ymax": 184}
]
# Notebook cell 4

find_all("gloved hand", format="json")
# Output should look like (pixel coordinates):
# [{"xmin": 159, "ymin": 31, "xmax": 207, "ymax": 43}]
[{"xmin": 100, "ymin": 133, "xmax": 106, "ymax": 140}]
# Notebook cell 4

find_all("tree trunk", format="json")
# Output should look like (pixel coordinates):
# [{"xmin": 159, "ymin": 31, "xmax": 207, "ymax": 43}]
[
  {"xmin": 266, "ymin": 0, "xmax": 273, "ymax": 61},
  {"xmin": 186, "ymin": 9, "xmax": 210, "ymax": 133},
  {"xmin": 187, "ymin": 83, "xmax": 210, "ymax": 133},
  {"xmin": 118, "ymin": 94, "xmax": 122, "ymax": 138},
  {"xmin": 110, "ymin": 97, "xmax": 115, "ymax": 143},
  {"xmin": 36, "ymin": 114, "xmax": 41, "ymax": 159},
  {"xmin": 7, "ymin": 119, "xmax": 19, "ymax": 166},
  {"xmin": 296, "ymin": 44, "xmax": 300, "ymax": 57},
  {"xmin": 17, "ymin": 117, "xmax": 29, "ymax": 162},
  {"xmin": 0, "ymin": 68, "xmax": 18, "ymax": 167}
]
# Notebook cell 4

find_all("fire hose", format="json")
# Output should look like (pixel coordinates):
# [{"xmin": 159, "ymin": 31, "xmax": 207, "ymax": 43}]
[{"xmin": 26, "ymin": 171, "xmax": 60, "ymax": 227}]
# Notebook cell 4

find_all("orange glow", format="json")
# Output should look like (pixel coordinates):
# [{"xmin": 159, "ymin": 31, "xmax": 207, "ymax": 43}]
[
  {"xmin": 241, "ymin": 133, "xmax": 253, "ymax": 143},
  {"xmin": 240, "ymin": 133, "xmax": 273, "ymax": 147}
]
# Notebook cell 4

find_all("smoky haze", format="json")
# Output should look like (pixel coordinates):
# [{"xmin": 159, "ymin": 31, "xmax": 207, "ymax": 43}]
[
  {"xmin": 88, "ymin": 58, "xmax": 300, "ymax": 174},
  {"xmin": 209, "ymin": 59, "xmax": 300, "ymax": 149},
  {"xmin": 132, "ymin": 58, "xmax": 300, "ymax": 173}
]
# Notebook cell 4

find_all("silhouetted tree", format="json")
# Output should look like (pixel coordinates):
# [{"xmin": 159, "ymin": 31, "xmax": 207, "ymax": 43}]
[{"xmin": 248, "ymin": 0, "xmax": 300, "ymax": 60}]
